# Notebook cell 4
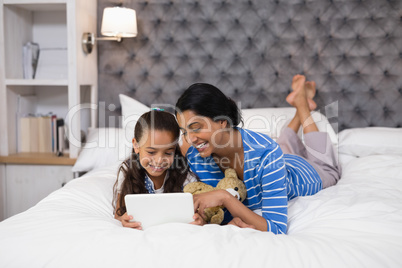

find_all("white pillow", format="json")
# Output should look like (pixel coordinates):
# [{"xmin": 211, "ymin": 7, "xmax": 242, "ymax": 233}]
[
  {"xmin": 120, "ymin": 94, "xmax": 150, "ymax": 148},
  {"xmin": 338, "ymin": 127, "xmax": 402, "ymax": 157},
  {"xmin": 241, "ymin": 107, "xmax": 338, "ymax": 145},
  {"xmin": 72, "ymin": 128, "xmax": 132, "ymax": 173},
  {"xmin": 120, "ymin": 94, "xmax": 150, "ymax": 131}
]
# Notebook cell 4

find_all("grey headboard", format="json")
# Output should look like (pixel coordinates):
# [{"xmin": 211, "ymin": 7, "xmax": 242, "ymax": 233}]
[{"xmin": 97, "ymin": 0, "xmax": 402, "ymax": 131}]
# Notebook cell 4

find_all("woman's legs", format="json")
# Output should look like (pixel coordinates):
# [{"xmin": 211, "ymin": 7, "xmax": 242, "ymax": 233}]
[
  {"xmin": 279, "ymin": 75, "xmax": 315, "ymax": 155},
  {"xmin": 280, "ymin": 75, "xmax": 341, "ymax": 188}
]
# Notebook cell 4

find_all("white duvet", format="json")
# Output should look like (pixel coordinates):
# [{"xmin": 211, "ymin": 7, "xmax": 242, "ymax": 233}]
[{"xmin": 1, "ymin": 154, "xmax": 402, "ymax": 268}]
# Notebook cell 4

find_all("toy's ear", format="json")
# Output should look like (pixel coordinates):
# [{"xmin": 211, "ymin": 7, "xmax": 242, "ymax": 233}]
[
  {"xmin": 184, "ymin": 182, "xmax": 214, "ymax": 194},
  {"xmin": 224, "ymin": 168, "xmax": 237, "ymax": 179}
]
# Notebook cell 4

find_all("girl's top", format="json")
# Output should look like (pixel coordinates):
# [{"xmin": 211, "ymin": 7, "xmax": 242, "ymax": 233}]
[
  {"xmin": 186, "ymin": 128, "xmax": 322, "ymax": 234},
  {"xmin": 117, "ymin": 168, "xmax": 197, "ymax": 194}
]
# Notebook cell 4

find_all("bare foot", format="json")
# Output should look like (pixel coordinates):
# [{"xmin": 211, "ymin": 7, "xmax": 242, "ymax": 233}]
[
  {"xmin": 287, "ymin": 75, "xmax": 317, "ymax": 110},
  {"xmin": 305, "ymin": 81, "xmax": 316, "ymax": 100},
  {"xmin": 291, "ymin": 74, "xmax": 306, "ymax": 93}
]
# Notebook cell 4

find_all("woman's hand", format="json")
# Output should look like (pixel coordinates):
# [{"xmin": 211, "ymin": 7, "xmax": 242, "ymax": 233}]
[
  {"xmin": 193, "ymin": 190, "xmax": 231, "ymax": 219},
  {"xmin": 228, "ymin": 217, "xmax": 256, "ymax": 229},
  {"xmin": 116, "ymin": 212, "xmax": 142, "ymax": 230},
  {"xmin": 190, "ymin": 213, "xmax": 206, "ymax": 226}
]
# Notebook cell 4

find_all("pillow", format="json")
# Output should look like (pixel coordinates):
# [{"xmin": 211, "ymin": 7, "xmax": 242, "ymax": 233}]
[
  {"xmin": 120, "ymin": 94, "xmax": 150, "ymax": 155},
  {"xmin": 72, "ymin": 128, "xmax": 132, "ymax": 173},
  {"xmin": 338, "ymin": 127, "xmax": 402, "ymax": 157},
  {"xmin": 241, "ymin": 107, "xmax": 338, "ymax": 145},
  {"xmin": 120, "ymin": 94, "xmax": 150, "ymax": 132}
]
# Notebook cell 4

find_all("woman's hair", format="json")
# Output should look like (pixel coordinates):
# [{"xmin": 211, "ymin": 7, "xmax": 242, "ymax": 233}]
[
  {"xmin": 175, "ymin": 83, "xmax": 243, "ymax": 127},
  {"xmin": 113, "ymin": 110, "xmax": 193, "ymax": 216}
]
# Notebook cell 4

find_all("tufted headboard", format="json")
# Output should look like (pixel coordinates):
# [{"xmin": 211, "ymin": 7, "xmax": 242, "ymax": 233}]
[{"xmin": 97, "ymin": 0, "xmax": 402, "ymax": 131}]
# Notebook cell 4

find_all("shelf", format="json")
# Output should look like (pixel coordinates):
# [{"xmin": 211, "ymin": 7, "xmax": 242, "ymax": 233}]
[
  {"xmin": 0, "ymin": 153, "xmax": 76, "ymax": 166},
  {"xmin": 3, "ymin": 1, "xmax": 66, "ymax": 11},
  {"xmin": 5, "ymin": 79, "xmax": 69, "ymax": 86},
  {"xmin": 0, "ymin": 0, "xmax": 97, "ymax": 159}
]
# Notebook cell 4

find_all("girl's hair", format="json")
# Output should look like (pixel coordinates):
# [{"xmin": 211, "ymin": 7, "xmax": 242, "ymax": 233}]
[
  {"xmin": 175, "ymin": 83, "xmax": 243, "ymax": 127},
  {"xmin": 113, "ymin": 110, "xmax": 193, "ymax": 217}
]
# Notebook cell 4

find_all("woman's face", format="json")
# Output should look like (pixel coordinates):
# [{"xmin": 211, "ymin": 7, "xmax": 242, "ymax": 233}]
[
  {"xmin": 177, "ymin": 110, "xmax": 228, "ymax": 157},
  {"xmin": 133, "ymin": 130, "xmax": 176, "ymax": 180}
]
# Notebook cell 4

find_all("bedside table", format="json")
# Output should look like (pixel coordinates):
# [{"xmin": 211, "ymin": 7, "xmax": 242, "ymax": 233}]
[{"xmin": 0, "ymin": 153, "xmax": 76, "ymax": 221}]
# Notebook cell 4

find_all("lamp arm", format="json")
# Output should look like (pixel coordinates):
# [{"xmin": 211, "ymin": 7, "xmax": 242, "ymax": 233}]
[
  {"xmin": 96, "ymin": 36, "xmax": 122, "ymax": 42},
  {"xmin": 82, "ymin": 32, "xmax": 123, "ymax": 54}
]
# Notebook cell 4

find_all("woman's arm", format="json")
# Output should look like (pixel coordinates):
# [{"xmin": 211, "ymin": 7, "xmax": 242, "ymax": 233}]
[
  {"xmin": 193, "ymin": 145, "xmax": 288, "ymax": 233},
  {"xmin": 193, "ymin": 190, "xmax": 268, "ymax": 231}
]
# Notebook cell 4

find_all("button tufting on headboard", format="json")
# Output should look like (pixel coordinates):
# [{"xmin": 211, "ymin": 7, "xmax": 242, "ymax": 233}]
[{"xmin": 97, "ymin": 0, "xmax": 402, "ymax": 130}]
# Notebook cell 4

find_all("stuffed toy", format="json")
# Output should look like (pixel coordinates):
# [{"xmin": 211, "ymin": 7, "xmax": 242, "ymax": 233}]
[{"xmin": 183, "ymin": 168, "xmax": 247, "ymax": 224}]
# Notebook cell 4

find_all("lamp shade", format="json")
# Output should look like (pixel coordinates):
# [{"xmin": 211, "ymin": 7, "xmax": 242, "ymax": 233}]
[{"xmin": 101, "ymin": 7, "xmax": 137, "ymax": 38}]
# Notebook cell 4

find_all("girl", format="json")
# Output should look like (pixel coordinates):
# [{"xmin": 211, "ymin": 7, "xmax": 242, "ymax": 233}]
[
  {"xmin": 113, "ymin": 110, "xmax": 197, "ymax": 229},
  {"xmin": 175, "ymin": 75, "xmax": 340, "ymax": 233}
]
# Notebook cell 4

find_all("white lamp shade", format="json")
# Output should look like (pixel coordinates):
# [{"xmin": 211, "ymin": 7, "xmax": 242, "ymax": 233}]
[{"xmin": 101, "ymin": 7, "xmax": 137, "ymax": 38}]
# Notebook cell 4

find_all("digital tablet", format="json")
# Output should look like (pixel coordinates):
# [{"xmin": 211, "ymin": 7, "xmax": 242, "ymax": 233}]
[{"xmin": 124, "ymin": 193, "xmax": 194, "ymax": 230}]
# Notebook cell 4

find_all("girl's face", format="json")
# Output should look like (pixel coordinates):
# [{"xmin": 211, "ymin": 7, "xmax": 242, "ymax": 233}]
[
  {"xmin": 133, "ymin": 130, "xmax": 177, "ymax": 180},
  {"xmin": 177, "ymin": 110, "xmax": 228, "ymax": 157}
]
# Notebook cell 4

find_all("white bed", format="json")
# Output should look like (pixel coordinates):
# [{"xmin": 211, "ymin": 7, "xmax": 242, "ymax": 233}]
[{"xmin": 1, "ymin": 102, "xmax": 402, "ymax": 267}]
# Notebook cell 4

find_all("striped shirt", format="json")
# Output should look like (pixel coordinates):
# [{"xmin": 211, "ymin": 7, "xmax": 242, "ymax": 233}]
[{"xmin": 186, "ymin": 128, "xmax": 322, "ymax": 234}]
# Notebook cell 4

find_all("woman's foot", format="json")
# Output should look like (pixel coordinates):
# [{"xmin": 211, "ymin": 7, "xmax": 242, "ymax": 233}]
[
  {"xmin": 305, "ymin": 81, "xmax": 316, "ymax": 100},
  {"xmin": 287, "ymin": 75, "xmax": 319, "ymax": 133},
  {"xmin": 287, "ymin": 75, "xmax": 317, "ymax": 111}
]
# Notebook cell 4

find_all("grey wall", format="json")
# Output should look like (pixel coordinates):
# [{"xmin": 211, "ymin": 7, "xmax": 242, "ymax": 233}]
[{"xmin": 97, "ymin": 0, "xmax": 402, "ymax": 131}]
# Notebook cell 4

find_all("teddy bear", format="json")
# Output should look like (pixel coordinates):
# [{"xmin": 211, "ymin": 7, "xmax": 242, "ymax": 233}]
[{"xmin": 183, "ymin": 168, "xmax": 247, "ymax": 224}]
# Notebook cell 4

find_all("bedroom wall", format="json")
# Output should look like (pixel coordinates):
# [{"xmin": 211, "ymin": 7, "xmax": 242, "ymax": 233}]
[{"xmin": 97, "ymin": 0, "xmax": 402, "ymax": 131}]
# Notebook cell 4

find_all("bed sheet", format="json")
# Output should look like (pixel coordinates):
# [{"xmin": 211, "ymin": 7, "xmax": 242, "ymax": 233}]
[{"xmin": 0, "ymin": 155, "xmax": 402, "ymax": 268}]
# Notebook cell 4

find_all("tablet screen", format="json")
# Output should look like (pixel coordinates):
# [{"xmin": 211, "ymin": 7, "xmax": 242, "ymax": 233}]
[{"xmin": 124, "ymin": 193, "xmax": 194, "ymax": 229}]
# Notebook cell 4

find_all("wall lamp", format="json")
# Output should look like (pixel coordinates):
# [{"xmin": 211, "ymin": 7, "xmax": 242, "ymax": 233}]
[{"xmin": 82, "ymin": 7, "xmax": 137, "ymax": 54}]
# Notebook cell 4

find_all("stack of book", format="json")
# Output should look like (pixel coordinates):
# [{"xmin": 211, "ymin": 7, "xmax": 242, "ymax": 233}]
[{"xmin": 19, "ymin": 115, "xmax": 65, "ymax": 154}]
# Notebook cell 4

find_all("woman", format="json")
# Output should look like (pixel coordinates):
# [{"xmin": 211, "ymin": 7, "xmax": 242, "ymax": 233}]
[{"xmin": 175, "ymin": 75, "xmax": 340, "ymax": 233}]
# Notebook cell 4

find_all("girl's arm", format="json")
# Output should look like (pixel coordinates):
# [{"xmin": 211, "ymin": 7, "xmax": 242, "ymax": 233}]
[{"xmin": 114, "ymin": 194, "xmax": 142, "ymax": 229}]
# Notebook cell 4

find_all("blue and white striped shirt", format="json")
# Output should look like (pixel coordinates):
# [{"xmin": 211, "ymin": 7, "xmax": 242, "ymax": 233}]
[{"xmin": 186, "ymin": 128, "xmax": 322, "ymax": 234}]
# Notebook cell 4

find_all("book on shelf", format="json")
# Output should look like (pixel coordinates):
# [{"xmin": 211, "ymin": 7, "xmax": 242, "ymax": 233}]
[
  {"xmin": 16, "ymin": 95, "xmax": 37, "ymax": 153},
  {"xmin": 18, "ymin": 114, "xmax": 65, "ymax": 155},
  {"xmin": 56, "ymin": 118, "xmax": 65, "ymax": 154},
  {"xmin": 51, "ymin": 115, "xmax": 57, "ymax": 152},
  {"xmin": 19, "ymin": 117, "xmax": 31, "ymax": 153},
  {"xmin": 38, "ymin": 116, "xmax": 52, "ymax": 153},
  {"xmin": 30, "ymin": 116, "xmax": 40, "ymax": 152}
]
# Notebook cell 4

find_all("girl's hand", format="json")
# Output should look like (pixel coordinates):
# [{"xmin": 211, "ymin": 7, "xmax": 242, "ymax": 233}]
[
  {"xmin": 228, "ymin": 217, "xmax": 256, "ymax": 229},
  {"xmin": 190, "ymin": 213, "xmax": 206, "ymax": 226},
  {"xmin": 193, "ymin": 190, "xmax": 231, "ymax": 219},
  {"xmin": 118, "ymin": 212, "xmax": 142, "ymax": 230}
]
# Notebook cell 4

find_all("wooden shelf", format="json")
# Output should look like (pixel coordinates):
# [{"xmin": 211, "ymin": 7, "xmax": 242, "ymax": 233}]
[{"xmin": 0, "ymin": 153, "xmax": 76, "ymax": 165}]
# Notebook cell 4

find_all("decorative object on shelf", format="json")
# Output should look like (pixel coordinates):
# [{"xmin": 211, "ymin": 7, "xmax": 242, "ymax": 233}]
[
  {"xmin": 22, "ymin": 42, "xmax": 40, "ymax": 79},
  {"xmin": 82, "ymin": 7, "xmax": 137, "ymax": 54}
]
